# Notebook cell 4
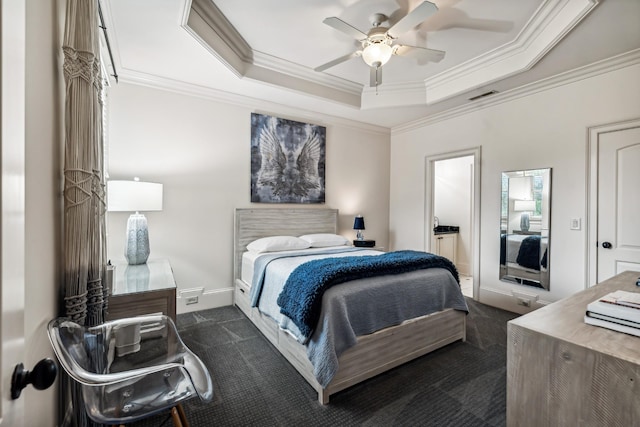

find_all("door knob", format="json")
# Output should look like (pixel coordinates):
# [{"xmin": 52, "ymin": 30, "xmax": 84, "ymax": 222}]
[
  {"xmin": 11, "ymin": 358, "xmax": 57, "ymax": 399},
  {"xmin": 602, "ymin": 241, "xmax": 612, "ymax": 249}
]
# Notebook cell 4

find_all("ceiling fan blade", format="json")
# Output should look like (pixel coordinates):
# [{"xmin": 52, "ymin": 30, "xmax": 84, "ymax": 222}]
[
  {"xmin": 323, "ymin": 17, "xmax": 368, "ymax": 40},
  {"xmin": 369, "ymin": 66, "xmax": 382, "ymax": 87},
  {"xmin": 314, "ymin": 51, "xmax": 361, "ymax": 72},
  {"xmin": 387, "ymin": 1, "xmax": 438, "ymax": 38},
  {"xmin": 394, "ymin": 44, "xmax": 445, "ymax": 62}
]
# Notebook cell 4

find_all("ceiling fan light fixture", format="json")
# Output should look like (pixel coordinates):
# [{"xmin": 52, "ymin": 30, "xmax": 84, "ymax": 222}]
[{"xmin": 362, "ymin": 41, "xmax": 392, "ymax": 67}]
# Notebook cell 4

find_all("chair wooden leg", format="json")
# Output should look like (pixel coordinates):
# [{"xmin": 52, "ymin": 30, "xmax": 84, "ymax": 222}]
[
  {"xmin": 170, "ymin": 406, "xmax": 183, "ymax": 427},
  {"xmin": 176, "ymin": 403, "xmax": 189, "ymax": 427}
]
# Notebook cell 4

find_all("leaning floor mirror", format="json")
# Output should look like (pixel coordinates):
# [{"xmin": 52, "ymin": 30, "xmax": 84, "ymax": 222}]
[{"xmin": 500, "ymin": 168, "xmax": 551, "ymax": 290}]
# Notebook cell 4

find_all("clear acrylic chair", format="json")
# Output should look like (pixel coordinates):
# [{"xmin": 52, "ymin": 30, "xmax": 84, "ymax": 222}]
[{"xmin": 48, "ymin": 314, "xmax": 213, "ymax": 426}]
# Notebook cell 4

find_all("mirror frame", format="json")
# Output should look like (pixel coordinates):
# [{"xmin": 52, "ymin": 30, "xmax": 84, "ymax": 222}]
[{"xmin": 500, "ymin": 168, "xmax": 551, "ymax": 290}]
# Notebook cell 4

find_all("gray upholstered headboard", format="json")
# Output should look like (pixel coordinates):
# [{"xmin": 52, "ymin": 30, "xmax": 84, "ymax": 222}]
[{"xmin": 233, "ymin": 208, "xmax": 338, "ymax": 281}]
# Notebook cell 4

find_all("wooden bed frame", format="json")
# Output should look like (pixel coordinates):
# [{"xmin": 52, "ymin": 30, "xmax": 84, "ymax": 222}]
[{"xmin": 233, "ymin": 208, "xmax": 466, "ymax": 404}]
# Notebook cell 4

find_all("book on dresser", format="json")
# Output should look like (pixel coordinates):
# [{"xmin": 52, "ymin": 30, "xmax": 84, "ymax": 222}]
[
  {"xmin": 584, "ymin": 290, "xmax": 640, "ymax": 337},
  {"xmin": 584, "ymin": 315, "xmax": 640, "ymax": 337}
]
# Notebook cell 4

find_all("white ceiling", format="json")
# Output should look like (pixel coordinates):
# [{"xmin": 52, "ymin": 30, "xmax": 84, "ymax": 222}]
[{"xmin": 102, "ymin": 0, "xmax": 640, "ymax": 129}]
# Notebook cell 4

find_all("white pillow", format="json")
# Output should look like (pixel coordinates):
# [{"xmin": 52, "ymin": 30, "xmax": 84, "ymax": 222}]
[
  {"xmin": 246, "ymin": 236, "xmax": 311, "ymax": 253},
  {"xmin": 299, "ymin": 233, "xmax": 349, "ymax": 248}
]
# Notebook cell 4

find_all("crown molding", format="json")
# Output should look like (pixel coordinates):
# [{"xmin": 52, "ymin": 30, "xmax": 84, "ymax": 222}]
[
  {"xmin": 361, "ymin": 80, "xmax": 426, "ymax": 108},
  {"xmin": 393, "ymin": 48, "xmax": 640, "ymax": 135},
  {"xmin": 252, "ymin": 51, "xmax": 362, "ymax": 95},
  {"xmin": 423, "ymin": 0, "xmax": 600, "ymax": 104},
  {"xmin": 111, "ymin": 46, "xmax": 640, "ymax": 138},
  {"xmin": 185, "ymin": 0, "xmax": 362, "ymax": 107},
  {"xmin": 184, "ymin": 0, "xmax": 250, "ymax": 77},
  {"xmin": 116, "ymin": 68, "xmax": 390, "ymax": 135}
]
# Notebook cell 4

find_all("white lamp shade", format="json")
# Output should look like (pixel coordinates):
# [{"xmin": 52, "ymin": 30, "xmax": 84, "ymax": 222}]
[
  {"xmin": 362, "ymin": 42, "xmax": 393, "ymax": 67},
  {"xmin": 513, "ymin": 200, "xmax": 536, "ymax": 212},
  {"xmin": 107, "ymin": 180, "xmax": 163, "ymax": 212}
]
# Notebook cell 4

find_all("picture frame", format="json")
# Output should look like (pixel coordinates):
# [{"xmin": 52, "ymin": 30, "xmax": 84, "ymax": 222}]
[{"xmin": 250, "ymin": 113, "xmax": 326, "ymax": 203}]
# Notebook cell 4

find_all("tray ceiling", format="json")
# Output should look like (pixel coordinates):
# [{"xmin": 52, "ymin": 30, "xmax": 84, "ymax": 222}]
[{"xmin": 102, "ymin": 0, "xmax": 640, "ymax": 128}]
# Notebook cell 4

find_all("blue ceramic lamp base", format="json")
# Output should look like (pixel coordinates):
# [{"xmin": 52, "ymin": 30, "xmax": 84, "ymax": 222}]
[
  {"xmin": 125, "ymin": 213, "xmax": 150, "ymax": 265},
  {"xmin": 520, "ymin": 212, "xmax": 530, "ymax": 232}
]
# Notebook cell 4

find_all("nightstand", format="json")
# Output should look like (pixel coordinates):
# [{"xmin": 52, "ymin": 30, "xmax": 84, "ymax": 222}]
[
  {"xmin": 353, "ymin": 239, "xmax": 376, "ymax": 247},
  {"xmin": 513, "ymin": 230, "xmax": 541, "ymax": 235},
  {"xmin": 107, "ymin": 258, "xmax": 177, "ymax": 321}
]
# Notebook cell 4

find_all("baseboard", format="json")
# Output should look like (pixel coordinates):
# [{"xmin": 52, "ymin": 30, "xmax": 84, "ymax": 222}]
[
  {"xmin": 456, "ymin": 262, "xmax": 471, "ymax": 277},
  {"xmin": 177, "ymin": 287, "xmax": 233, "ymax": 314},
  {"xmin": 175, "ymin": 283, "xmax": 553, "ymax": 316},
  {"xmin": 478, "ymin": 285, "xmax": 550, "ymax": 315}
]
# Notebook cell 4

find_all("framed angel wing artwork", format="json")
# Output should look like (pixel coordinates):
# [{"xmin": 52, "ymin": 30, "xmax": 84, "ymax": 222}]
[{"xmin": 250, "ymin": 113, "xmax": 326, "ymax": 203}]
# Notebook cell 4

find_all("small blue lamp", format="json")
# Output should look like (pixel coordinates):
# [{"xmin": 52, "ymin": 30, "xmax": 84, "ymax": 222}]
[{"xmin": 353, "ymin": 215, "xmax": 365, "ymax": 241}]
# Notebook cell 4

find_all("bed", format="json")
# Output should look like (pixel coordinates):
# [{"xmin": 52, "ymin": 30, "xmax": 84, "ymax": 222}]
[
  {"xmin": 233, "ymin": 208, "xmax": 468, "ymax": 404},
  {"xmin": 500, "ymin": 233, "xmax": 549, "ymax": 287}
]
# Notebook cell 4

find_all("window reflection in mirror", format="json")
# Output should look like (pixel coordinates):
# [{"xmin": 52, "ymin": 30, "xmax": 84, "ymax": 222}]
[{"xmin": 500, "ymin": 168, "xmax": 551, "ymax": 290}]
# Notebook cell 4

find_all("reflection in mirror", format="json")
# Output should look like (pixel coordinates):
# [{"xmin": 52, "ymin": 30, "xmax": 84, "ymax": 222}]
[{"xmin": 500, "ymin": 168, "xmax": 551, "ymax": 290}]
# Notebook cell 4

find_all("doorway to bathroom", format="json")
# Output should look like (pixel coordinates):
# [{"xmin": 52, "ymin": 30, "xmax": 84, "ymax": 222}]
[{"xmin": 426, "ymin": 148, "xmax": 480, "ymax": 299}]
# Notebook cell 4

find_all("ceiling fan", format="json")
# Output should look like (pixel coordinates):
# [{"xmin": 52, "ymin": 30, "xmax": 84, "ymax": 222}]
[{"xmin": 314, "ymin": 1, "xmax": 445, "ymax": 88}]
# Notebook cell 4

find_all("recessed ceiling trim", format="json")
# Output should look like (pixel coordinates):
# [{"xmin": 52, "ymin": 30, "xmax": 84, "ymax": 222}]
[
  {"xmin": 184, "ymin": 0, "xmax": 250, "ymax": 77},
  {"xmin": 185, "ymin": 0, "xmax": 600, "ymax": 111},
  {"xmin": 423, "ymin": 0, "xmax": 599, "ymax": 104},
  {"xmin": 185, "ymin": 0, "xmax": 362, "ymax": 107},
  {"xmin": 244, "ymin": 62, "xmax": 362, "ymax": 107},
  {"xmin": 252, "ymin": 51, "xmax": 362, "ymax": 95},
  {"xmin": 190, "ymin": 0, "xmax": 251, "ymax": 59},
  {"xmin": 361, "ymin": 81, "xmax": 427, "ymax": 108}
]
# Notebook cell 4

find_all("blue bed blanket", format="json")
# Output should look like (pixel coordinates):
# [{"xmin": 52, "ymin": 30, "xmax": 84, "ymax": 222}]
[
  {"xmin": 516, "ymin": 236, "xmax": 541, "ymax": 270},
  {"xmin": 277, "ymin": 250, "xmax": 460, "ymax": 341}
]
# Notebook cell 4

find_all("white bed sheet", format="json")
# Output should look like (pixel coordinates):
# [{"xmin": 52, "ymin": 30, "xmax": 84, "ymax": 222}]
[{"xmin": 241, "ymin": 245, "xmax": 369, "ymax": 285}]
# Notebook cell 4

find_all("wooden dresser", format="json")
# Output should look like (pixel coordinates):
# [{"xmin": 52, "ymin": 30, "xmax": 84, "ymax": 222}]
[
  {"xmin": 507, "ymin": 270, "xmax": 640, "ymax": 426},
  {"xmin": 107, "ymin": 258, "xmax": 177, "ymax": 321}
]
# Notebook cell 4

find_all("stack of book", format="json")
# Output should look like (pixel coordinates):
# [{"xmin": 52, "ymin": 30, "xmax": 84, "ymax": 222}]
[{"xmin": 584, "ymin": 290, "xmax": 640, "ymax": 337}]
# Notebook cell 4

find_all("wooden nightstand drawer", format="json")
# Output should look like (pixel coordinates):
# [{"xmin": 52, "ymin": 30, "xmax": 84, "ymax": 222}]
[
  {"xmin": 235, "ymin": 279, "xmax": 251, "ymax": 317},
  {"xmin": 108, "ymin": 288, "xmax": 176, "ymax": 321}
]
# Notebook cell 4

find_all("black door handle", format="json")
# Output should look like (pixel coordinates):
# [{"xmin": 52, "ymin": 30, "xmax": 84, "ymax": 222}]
[
  {"xmin": 11, "ymin": 358, "xmax": 57, "ymax": 399},
  {"xmin": 602, "ymin": 241, "xmax": 612, "ymax": 249}
]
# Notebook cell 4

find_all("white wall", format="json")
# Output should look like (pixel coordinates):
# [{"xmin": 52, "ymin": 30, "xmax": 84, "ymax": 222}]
[
  {"xmin": 107, "ymin": 83, "xmax": 391, "ymax": 313},
  {"xmin": 434, "ymin": 156, "xmax": 473, "ymax": 275},
  {"xmin": 390, "ymin": 62, "xmax": 640, "ymax": 313}
]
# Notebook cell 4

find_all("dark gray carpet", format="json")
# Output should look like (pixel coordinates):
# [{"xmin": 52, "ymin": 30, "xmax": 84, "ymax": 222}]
[{"xmin": 132, "ymin": 298, "xmax": 518, "ymax": 427}]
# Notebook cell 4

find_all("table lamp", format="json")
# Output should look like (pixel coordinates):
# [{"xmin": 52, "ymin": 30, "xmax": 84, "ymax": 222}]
[
  {"xmin": 353, "ymin": 215, "xmax": 365, "ymax": 241},
  {"xmin": 514, "ymin": 199, "xmax": 536, "ymax": 232},
  {"xmin": 107, "ymin": 178, "xmax": 163, "ymax": 265}
]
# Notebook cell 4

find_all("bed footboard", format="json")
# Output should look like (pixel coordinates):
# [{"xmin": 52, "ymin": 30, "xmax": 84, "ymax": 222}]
[{"xmin": 235, "ymin": 278, "xmax": 465, "ymax": 404}]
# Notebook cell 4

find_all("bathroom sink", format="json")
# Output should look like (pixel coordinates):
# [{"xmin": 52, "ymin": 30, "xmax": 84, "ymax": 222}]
[{"xmin": 434, "ymin": 225, "xmax": 460, "ymax": 234}]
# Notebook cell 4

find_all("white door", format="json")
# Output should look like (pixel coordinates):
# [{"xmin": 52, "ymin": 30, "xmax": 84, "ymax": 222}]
[
  {"xmin": 597, "ymin": 126, "xmax": 640, "ymax": 282},
  {"xmin": 1, "ymin": 0, "xmax": 26, "ymax": 423}
]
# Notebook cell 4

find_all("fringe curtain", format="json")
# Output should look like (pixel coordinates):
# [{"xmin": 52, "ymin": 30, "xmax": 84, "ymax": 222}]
[
  {"xmin": 62, "ymin": 0, "xmax": 107, "ymax": 425},
  {"xmin": 63, "ymin": 0, "xmax": 107, "ymax": 326}
]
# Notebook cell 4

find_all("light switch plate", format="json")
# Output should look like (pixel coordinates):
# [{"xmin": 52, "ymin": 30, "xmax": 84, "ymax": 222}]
[{"xmin": 570, "ymin": 218, "xmax": 581, "ymax": 230}]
